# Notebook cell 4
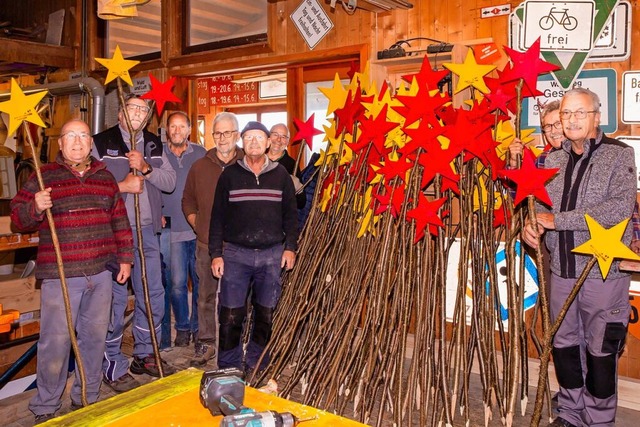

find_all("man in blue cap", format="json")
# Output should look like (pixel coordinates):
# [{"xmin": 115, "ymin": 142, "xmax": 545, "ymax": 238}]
[{"xmin": 209, "ymin": 121, "xmax": 299, "ymax": 377}]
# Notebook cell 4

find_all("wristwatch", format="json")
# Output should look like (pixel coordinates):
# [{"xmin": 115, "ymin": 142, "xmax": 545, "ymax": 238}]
[{"xmin": 142, "ymin": 163, "xmax": 153, "ymax": 176}]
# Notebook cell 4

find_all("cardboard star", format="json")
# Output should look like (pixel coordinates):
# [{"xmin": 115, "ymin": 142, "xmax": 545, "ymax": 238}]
[
  {"xmin": 443, "ymin": 49, "xmax": 496, "ymax": 94},
  {"xmin": 572, "ymin": 215, "xmax": 640, "ymax": 279},
  {"xmin": 349, "ymin": 104, "xmax": 398, "ymax": 155},
  {"xmin": 375, "ymin": 155, "xmax": 414, "ymax": 184},
  {"xmin": 0, "ymin": 78, "xmax": 48, "ymax": 135},
  {"xmin": 402, "ymin": 56, "xmax": 450, "ymax": 92},
  {"xmin": 406, "ymin": 194, "xmax": 448, "ymax": 242},
  {"xmin": 141, "ymin": 74, "xmax": 182, "ymax": 116},
  {"xmin": 318, "ymin": 73, "xmax": 348, "ymax": 116},
  {"xmin": 498, "ymin": 148, "xmax": 558, "ymax": 206},
  {"xmin": 95, "ymin": 45, "xmax": 140, "ymax": 86},
  {"xmin": 393, "ymin": 89, "xmax": 450, "ymax": 128},
  {"xmin": 502, "ymin": 37, "xmax": 560, "ymax": 93},
  {"xmin": 292, "ymin": 114, "xmax": 323, "ymax": 149}
]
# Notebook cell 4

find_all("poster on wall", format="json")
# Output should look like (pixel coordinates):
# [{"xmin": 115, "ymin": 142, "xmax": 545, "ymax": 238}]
[{"xmin": 445, "ymin": 239, "xmax": 539, "ymax": 330}]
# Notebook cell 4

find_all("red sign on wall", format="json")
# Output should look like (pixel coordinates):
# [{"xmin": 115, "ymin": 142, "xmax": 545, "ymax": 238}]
[
  {"xmin": 209, "ymin": 76, "xmax": 258, "ymax": 106},
  {"xmin": 196, "ymin": 78, "xmax": 210, "ymax": 114}
]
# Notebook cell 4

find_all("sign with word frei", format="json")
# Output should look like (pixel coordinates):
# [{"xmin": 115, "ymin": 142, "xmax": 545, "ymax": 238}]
[
  {"xmin": 621, "ymin": 71, "xmax": 640, "ymax": 124},
  {"xmin": 291, "ymin": 0, "xmax": 334, "ymax": 50},
  {"xmin": 510, "ymin": 0, "xmax": 619, "ymax": 89},
  {"xmin": 523, "ymin": 0, "xmax": 595, "ymax": 51},
  {"xmin": 521, "ymin": 68, "xmax": 617, "ymax": 134}
]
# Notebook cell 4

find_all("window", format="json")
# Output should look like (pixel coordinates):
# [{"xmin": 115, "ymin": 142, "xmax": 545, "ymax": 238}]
[
  {"xmin": 106, "ymin": 1, "xmax": 162, "ymax": 58},
  {"xmin": 185, "ymin": 0, "xmax": 268, "ymax": 53}
]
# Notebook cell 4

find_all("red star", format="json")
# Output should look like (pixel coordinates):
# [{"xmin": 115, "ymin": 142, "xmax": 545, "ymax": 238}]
[
  {"xmin": 493, "ymin": 205, "xmax": 512, "ymax": 228},
  {"xmin": 292, "ymin": 113, "xmax": 323, "ymax": 149},
  {"xmin": 484, "ymin": 73, "xmax": 517, "ymax": 115},
  {"xmin": 406, "ymin": 194, "xmax": 448, "ymax": 242},
  {"xmin": 417, "ymin": 149, "xmax": 459, "ymax": 189},
  {"xmin": 440, "ymin": 176, "xmax": 460, "ymax": 195},
  {"xmin": 373, "ymin": 183, "xmax": 408, "ymax": 218},
  {"xmin": 334, "ymin": 89, "xmax": 367, "ymax": 135},
  {"xmin": 140, "ymin": 74, "xmax": 182, "ymax": 116},
  {"xmin": 502, "ymin": 37, "xmax": 560, "ymax": 93},
  {"xmin": 395, "ymin": 91, "xmax": 450, "ymax": 128},
  {"xmin": 376, "ymin": 154, "xmax": 414, "ymax": 184},
  {"xmin": 349, "ymin": 104, "xmax": 398, "ymax": 155},
  {"xmin": 399, "ymin": 122, "xmax": 445, "ymax": 159},
  {"xmin": 402, "ymin": 56, "xmax": 451, "ymax": 92},
  {"xmin": 498, "ymin": 148, "xmax": 559, "ymax": 206}
]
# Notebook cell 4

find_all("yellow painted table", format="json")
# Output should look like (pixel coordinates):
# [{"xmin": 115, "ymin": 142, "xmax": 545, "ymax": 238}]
[{"xmin": 43, "ymin": 368, "xmax": 367, "ymax": 426}]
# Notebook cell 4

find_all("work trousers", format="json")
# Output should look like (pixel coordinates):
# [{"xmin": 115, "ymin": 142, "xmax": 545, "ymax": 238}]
[
  {"xmin": 550, "ymin": 273, "xmax": 630, "ymax": 427},
  {"xmin": 218, "ymin": 243, "xmax": 283, "ymax": 371},
  {"xmin": 29, "ymin": 271, "xmax": 112, "ymax": 415},
  {"xmin": 195, "ymin": 244, "xmax": 219, "ymax": 350},
  {"xmin": 103, "ymin": 225, "xmax": 164, "ymax": 381}
]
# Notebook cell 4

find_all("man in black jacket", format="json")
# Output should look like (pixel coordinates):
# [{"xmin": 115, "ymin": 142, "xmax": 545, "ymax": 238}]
[{"xmin": 210, "ymin": 121, "xmax": 298, "ymax": 376}]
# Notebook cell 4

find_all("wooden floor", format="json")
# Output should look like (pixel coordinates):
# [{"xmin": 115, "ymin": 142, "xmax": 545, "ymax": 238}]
[{"xmin": 2, "ymin": 333, "xmax": 640, "ymax": 426}]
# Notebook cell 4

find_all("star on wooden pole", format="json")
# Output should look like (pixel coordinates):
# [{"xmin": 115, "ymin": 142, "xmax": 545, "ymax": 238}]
[
  {"xmin": 443, "ymin": 49, "xmax": 496, "ymax": 95},
  {"xmin": 0, "ymin": 78, "xmax": 48, "ymax": 135},
  {"xmin": 572, "ymin": 215, "xmax": 640, "ymax": 278},
  {"xmin": 95, "ymin": 45, "xmax": 140, "ymax": 86},
  {"xmin": 141, "ymin": 74, "xmax": 182, "ymax": 116}
]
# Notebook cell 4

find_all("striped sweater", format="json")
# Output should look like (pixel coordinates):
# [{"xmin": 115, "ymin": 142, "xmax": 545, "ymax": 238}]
[
  {"xmin": 10, "ymin": 154, "xmax": 134, "ymax": 279},
  {"xmin": 209, "ymin": 157, "xmax": 298, "ymax": 258}
]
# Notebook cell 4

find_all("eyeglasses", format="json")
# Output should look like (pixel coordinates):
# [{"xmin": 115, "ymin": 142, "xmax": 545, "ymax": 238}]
[
  {"xmin": 270, "ymin": 132, "xmax": 290, "ymax": 141},
  {"xmin": 126, "ymin": 104, "xmax": 151, "ymax": 114},
  {"xmin": 61, "ymin": 131, "xmax": 91, "ymax": 141},
  {"xmin": 212, "ymin": 130, "xmax": 237, "ymax": 140},
  {"xmin": 541, "ymin": 121, "xmax": 562, "ymax": 133},
  {"xmin": 559, "ymin": 110, "xmax": 598, "ymax": 120},
  {"xmin": 242, "ymin": 134, "xmax": 267, "ymax": 143}
]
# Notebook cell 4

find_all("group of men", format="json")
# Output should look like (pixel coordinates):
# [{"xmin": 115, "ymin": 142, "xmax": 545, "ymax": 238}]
[
  {"xmin": 11, "ymin": 87, "xmax": 637, "ymax": 426},
  {"xmin": 11, "ymin": 94, "xmax": 300, "ymax": 423}
]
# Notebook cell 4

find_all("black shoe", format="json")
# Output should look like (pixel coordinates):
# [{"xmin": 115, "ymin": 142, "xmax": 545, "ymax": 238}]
[
  {"xmin": 102, "ymin": 372, "xmax": 140, "ymax": 393},
  {"xmin": 549, "ymin": 417, "xmax": 578, "ymax": 427},
  {"xmin": 34, "ymin": 413, "xmax": 56, "ymax": 424},
  {"xmin": 174, "ymin": 330, "xmax": 190, "ymax": 347},
  {"xmin": 130, "ymin": 355, "xmax": 176, "ymax": 377}
]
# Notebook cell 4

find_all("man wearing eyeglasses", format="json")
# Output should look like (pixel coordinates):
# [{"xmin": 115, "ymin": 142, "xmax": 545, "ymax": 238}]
[
  {"xmin": 182, "ymin": 112, "xmax": 244, "ymax": 367},
  {"xmin": 210, "ymin": 121, "xmax": 298, "ymax": 378},
  {"xmin": 268, "ymin": 123, "xmax": 306, "ymax": 210},
  {"xmin": 92, "ymin": 94, "xmax": 177, "ymax": 392},
  {"xmin": 11, "ymin": 119, "xmax": 134, "ymax": 423},
  {"xmin": 523, "ymin": 88, "xmax": 637, "ymax": 427}
]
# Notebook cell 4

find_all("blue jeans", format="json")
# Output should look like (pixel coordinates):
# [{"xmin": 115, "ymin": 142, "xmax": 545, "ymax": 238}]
[
  {"xmin": 169, "ymin": 239, "xmax": 199, "ymax": 333},
  {"xmin": 159, "ymin": 228, "xmax": 172, "ymax": 349},
  {"xmin": 218, "ymin": 243, "xmax": 283, "ymax": 370}
]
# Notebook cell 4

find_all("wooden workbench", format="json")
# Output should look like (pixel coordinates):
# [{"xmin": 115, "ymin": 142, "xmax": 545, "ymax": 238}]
[{"xmin": 41, "ymin": 368, "xmax": 367, "ymax": 426}]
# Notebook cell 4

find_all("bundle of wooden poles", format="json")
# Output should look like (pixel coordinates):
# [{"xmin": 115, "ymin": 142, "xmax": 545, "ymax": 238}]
[{"xmin": 254, "ymin": 72, "xmax": 549, "ymax": 427}]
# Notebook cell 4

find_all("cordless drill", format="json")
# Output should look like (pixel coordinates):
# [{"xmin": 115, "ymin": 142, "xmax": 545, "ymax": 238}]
[
  {"xmin": 220, "ymin": 410, "xmax": 317, "ymax": 427},
  {"xmin": 199, "ymin": 368, "xmax": 250, "ymax": 416}
]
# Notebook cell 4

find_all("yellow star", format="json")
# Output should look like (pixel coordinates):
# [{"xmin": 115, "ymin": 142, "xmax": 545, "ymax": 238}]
[
  {"xmin": 318, "ymin": 73, "xmax": 348, "ymax": 116},
  {"xmin": 0, "ymin": 78, "xmax": 47, "ymax": 136},
  {"xmin": 443, "ymin": 49, "xmax": 496, "ymax": 94},
  {"xmin": 95, "ymin": 45, "xmax": 140, "ymax": 86},
  {"xmin": 572, "ymin": 214, "xmax": 640, "ymax": 278}
]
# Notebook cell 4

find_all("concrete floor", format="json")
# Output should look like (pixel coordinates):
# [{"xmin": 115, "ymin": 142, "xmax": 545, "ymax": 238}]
[{"xmin": 2, "ymin": 333, "xmax": 639, "ymax": 426}]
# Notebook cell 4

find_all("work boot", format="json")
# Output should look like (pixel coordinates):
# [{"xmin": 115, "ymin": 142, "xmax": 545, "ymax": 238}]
[
  {"xmin": 549, "ymin": 417, "xmax": 577, "ymax": 427},
  {"xmin": 130, "ymin": 355, "xmax": 177, "ymax": 378},
  {"xmin": 174, "ymin": 330, "xmax": 190, "ymax": 347},
  {"xmin": 34, "ymin": 413, "xmax": 56, "ymax": 424},
  {"xmin": 190, "ymin": 341, "xmax": 216, "ymax": 367},
  {"xmin": 102, "ymin": 372, "xmax": 140, "ymax": 393}
]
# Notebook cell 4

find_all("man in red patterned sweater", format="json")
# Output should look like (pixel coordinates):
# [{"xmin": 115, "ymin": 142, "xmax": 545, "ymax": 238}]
[{"xmin": 10, "ymin": 119, "xmax": 134, "ymax": 424}]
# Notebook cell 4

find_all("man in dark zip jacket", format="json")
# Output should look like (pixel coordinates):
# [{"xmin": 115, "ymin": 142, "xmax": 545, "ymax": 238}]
[
  {"xmin": 523, "ymin": 88, "xmax": 636, "ymax": 427},
  {"xmin": 209, "ymin": 121, "xmax": 298, "ymax": 377}
]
